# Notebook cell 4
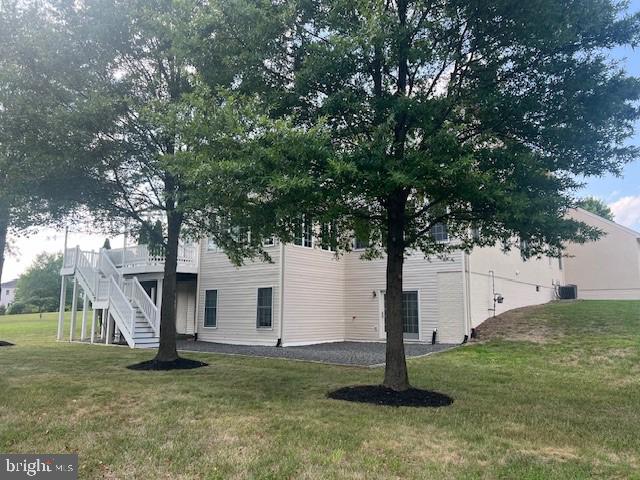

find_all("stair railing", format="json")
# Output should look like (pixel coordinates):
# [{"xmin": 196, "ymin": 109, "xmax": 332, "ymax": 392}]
[
  {"xmin": 130, "ymin": 277, "xmax": 160, "ymax": 335},
  {"xmin": 108, "ymin": 276, "xmax": 136, "ymax": 343},
  {"xmin": 99, "ymin": 248, "xmax": 159, "ymax": 335}
]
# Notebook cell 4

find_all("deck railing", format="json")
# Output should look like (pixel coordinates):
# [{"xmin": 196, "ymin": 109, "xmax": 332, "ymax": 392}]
[{"xmin": 107, "ymin": 243, "xmax": 198, "ymax": 271}]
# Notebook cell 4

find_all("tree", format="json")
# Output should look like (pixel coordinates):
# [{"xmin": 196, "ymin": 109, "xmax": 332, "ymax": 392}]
[
  {"xmin": 579, "ymin": 197, "xmax": 615, "ymax": 221},
  {"xmin": 136, "ymin": 220, "xmax": 164, "ymax": 256},
  {"xmin": 13, "ymin": 0, "xmax": 228, "ymax": 365},
  {"xmin": 14, "ymin": 253, "xmax": 68, "ymax": 314},
  {"xmin": 182, "ymin": 0, "xmax": 640, "ymax": 390},
  {"xmin": 0, "ymin": 1, "xmax": 81, "ymax": 290},
  {"xmin": 102, "ymin": 239, "xmax": 112, "ymax": 250}
]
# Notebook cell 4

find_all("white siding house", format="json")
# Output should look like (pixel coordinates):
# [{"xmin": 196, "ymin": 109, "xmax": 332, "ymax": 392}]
[
  {"xmin": 0, "ymin": 279, "xmax": 17, "ymax": 308},
  {"xmin": 58, "ymin": 206, "xmax": 639, "ymax": 350},
  {"xmin": 192, "ymin": 238, "xmax": 554, "ymax": 346},
  {"xmin": 564, "ymin": 208, "xmax": 640, "ymax": 300}
]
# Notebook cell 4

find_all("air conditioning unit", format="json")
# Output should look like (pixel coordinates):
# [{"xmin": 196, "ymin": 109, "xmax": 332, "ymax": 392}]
[{"xmin": 558, "ymin": 284, "xmax": 578, "ymax": 300}]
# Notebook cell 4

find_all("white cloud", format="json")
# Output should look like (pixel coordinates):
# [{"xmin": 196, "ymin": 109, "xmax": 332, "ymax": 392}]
[
  {"xmin": 3, "ymin": 228, "xmax": 124, "ymax": 282},
  {"xmin": 609, "ymin": 196, "xmax": 640, "ymax": 230}
]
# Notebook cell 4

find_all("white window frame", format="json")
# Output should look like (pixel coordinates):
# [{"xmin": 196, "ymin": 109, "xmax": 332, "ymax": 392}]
[
  {"xmin": 353, "ymin": 237, "xmax": 369, "ymax": 251},
  {"xmin": 256, "ymin": 286, "xmax": 274, "ymax": 330},
  {"xmin": 377, "ymin": 289, "xmax": 421, "ymax": 341},
  {"xmin": 293, "ymin": 215, "xmax": 314, "ymax": 249},
  {"xmin": 262, "ymin": 237, "xmax": 276, "ymax": 247},
  {"xmin": 203, "ymin": 289, "xmax": 218, "ymax": 329},
  {"xmin": 430, "ymin": 223, "xmax": 449, "ymax": 243}
]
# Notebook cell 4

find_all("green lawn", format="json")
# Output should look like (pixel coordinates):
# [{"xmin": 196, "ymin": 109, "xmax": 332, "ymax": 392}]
[{"xmin": 1, "ymin": 301, "xmax": 639, "ymax": 479}]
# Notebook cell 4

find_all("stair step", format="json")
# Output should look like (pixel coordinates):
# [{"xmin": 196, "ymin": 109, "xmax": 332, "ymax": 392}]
[
  {"xmin": 134, "ymin": 332, "xmax": 157, "ymax": 338},
  {"xmin": 134, "ymin": 338, "xmax": 160, "ymax": 346},
  {"xmin": 135, "ymin": 328, "xmax": 154, "ymax": 333}
]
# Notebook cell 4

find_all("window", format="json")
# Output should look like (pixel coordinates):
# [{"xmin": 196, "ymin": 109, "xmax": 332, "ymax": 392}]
[
  {"xmin": 257, "ymin": 287, "xmax": 273, "ymax": 328},
  {"xmin": 520, "ymin": 237, "xmax": 529, "ymax": 260},
  {"xmin": 263, "ymin": 237, "xmax": 275, "ymax": 247},
  {"xmin": 204, "ymin": 290, "xmax": 218, "ymax": 328},
  {"xmin": 430, "ymin": 223, "xmax": 449, "ymax": 243},
  {"xmin": 353, "ymin": 237, "xmax": 369, "ymax": 250},
  {"xmin": 231, "ymin": 226, "xmax": 250, "ymax": 243},
  {"xmin": 402, "ymin": 291, "xmax": 419, "ymax": 338},
  {"xmin": 320, "ymin": 222, "xmax": 338, "ymax": 251},
  {"xmin": 207, "ymin": 238, "xmax": 219, "ymax": 252},
  {"xmin": 294, "ymin": 215, "xmax": 313, "ymax": 248}
]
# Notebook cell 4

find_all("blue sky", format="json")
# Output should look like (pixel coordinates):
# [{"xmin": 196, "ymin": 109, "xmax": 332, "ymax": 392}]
[{"xmin": 581, "ymin": 0, "xmax": 640, "ymax": 229}]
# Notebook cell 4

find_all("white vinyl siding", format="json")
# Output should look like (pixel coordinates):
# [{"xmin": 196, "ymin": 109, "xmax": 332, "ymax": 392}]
[
  {"xmin": 467, "ymin": 243, "xmax": 564, "ymax": 329},
  {"xmin": 196, "ymin": 240, "xmax": 281, "ymax": 345},
  {"xmin": 282, "ymin": 246, "xmax": 346, "ymax": 345},
  {"xmin": 344, "ymin": 250, "xmax": 465, "ymax": 342},
  {"xmin": 564, "ymin": 209, "xmax": 640, "ymax": 300}
]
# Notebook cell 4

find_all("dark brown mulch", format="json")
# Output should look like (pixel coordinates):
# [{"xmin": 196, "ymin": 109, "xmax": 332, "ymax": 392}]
[
  {"xmin": 327, "ymin": 385, "xmax": 454, "ymax": 408},
  {"xmin": 126, "ymin": 357, "xmax": 208, "ymax": 371},
  {"xmin": 0, "ymin": 341, "xmax": 15, "ymax": 347}
]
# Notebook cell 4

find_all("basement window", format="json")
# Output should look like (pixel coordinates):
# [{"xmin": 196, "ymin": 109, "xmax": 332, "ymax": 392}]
[
  {"xmin": 204, "ymin": 290, "xmax": 218, "ymax": 328},
  {"xmin": 257, "ymin": 287, "xmax": 273, "ymax": 329}
]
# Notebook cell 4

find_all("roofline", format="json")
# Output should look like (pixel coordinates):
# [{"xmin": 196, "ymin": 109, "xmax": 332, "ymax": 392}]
[
  {"xmin": 574, "ymin": 207, "xmax": 640, "ymax": 238},
  {"xmin": 0, "ymin": 279, "xmax": 18, "ymax": 288}
]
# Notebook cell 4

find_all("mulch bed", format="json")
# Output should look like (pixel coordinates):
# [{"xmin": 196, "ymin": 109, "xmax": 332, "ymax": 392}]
[
  {"xmin": 126, "ymin": 357, "xmax": 208, "ymax": 371},
  {"xmin": 328, "ymin": 385, "xmax": 454, "ymax": 408},
  {"xmin": 0, "ymin": 341, "xmax": 15, "ymax": 347}
]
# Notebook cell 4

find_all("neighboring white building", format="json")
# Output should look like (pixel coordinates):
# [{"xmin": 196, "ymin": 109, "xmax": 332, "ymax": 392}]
[
  {"xmin": 564, "ymin": 208, "xmax": 640, "ymax": 300},
  {"xmin": 0, "ymin": 279, "xmax": 17, "ymax": 308},
  {"xmin": 57, "ymin": 207, "xmax": 637, "ymax": 349}
]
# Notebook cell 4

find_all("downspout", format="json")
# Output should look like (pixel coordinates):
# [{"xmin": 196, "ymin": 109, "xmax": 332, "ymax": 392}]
[
  {"xmin": 277, "ymin": 240, "xmax": 285, "ymax": 347},
  {"xmin": 461, "ymin": 251, "xmax": 471, "ymax": 343},
  {"xmin": 193, "ymin": 240, "xmax": 202, "ymax": 341}
]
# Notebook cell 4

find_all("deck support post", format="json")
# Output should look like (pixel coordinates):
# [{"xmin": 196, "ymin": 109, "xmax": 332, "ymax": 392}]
[
  {"xmin": 101, "ymin": 309, "xmax": 108, "ymax": 340},
  {"xmin": 105, "ymin": 311, "xmax": 113, "ymax": 345},
  {"xmin": 57, "ymin": 276, "xmax": 67, "ymax": 341},
  {"xmin": 156, "ymin": 278, "xmax": 163, "ymax": 314},
  {"xmin": 81, "ymin": 292, "xmax": 89, "ymax": 340},
  {"xmin": 69, "ymin": 276, "xmax": 78, "ymax": 341},
  {"xmin": 90, "ymin": 307, "xmax": 97, "ymax": 344}
]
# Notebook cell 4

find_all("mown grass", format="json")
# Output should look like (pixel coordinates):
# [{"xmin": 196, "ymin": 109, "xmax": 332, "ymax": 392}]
[{"xmin": 0, "ymin": 301, "xmax": 639, "ymax": 479}]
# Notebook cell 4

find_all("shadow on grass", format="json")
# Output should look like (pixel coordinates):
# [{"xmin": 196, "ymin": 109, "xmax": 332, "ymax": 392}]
[
  {"xmin": 126, "ymin": 357, "xmax": 209, "ymax": 371},
  {"xmin": 328, "ymin": 385, "xmax": 454, "ymax": 408},
  {"xmin": 0, "ymin": 341, "xmax": 15, "ymax": 347}
]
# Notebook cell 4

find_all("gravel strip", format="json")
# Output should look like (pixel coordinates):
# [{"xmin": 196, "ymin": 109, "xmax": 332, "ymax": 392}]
[{"xmin": 176, "ymin": 340, "xmax": 457, "ymax": 367}]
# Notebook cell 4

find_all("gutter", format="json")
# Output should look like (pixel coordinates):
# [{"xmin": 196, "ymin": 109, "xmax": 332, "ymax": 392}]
[
  {"xmin": 277, "ymin": 241, "xmax": 285, "ymax": 347},
  {"xmin": 461, "ymin": 251, "xmax": 472, "ymax": 342}
]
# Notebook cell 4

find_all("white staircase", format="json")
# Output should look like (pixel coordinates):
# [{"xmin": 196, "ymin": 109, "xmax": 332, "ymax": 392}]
[{"xmin": 65, "ymin": 247, "xmax": 160, "ymax": 349}]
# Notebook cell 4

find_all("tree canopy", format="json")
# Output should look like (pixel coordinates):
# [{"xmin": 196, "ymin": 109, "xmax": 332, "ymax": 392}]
[
  {"xmin": 180, "ymin": 0, "xmax": 640, "ymax": 390},
  {"xmin": 11, "ymin": 253, "xmax": 67, "ymax": 314},
  {"xmin": 0, "ymin": 1, "xmax": 80, "ymax": 288},
  {"xmin": 579, "ymin": 197, "xmax": 615, "ymax": 221}
]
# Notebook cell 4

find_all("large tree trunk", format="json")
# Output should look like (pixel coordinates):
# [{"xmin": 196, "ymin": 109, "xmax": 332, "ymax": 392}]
[
  {"xmin": 154, "ymin": 207, "xmax": 182, "ymax": 362},
  {"xmin": 383, "ymin": 191, "xmax": 410, "ymax": 391},
  {"xmin": 0, "ymin": 199, "xmax": 9, "ymax": 289}
]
